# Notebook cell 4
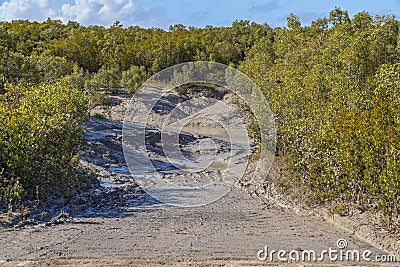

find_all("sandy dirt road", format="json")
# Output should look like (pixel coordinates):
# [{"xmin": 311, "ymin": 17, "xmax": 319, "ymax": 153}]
[{"xmin": 0, "ymin": 185, "xmax": 396, "ymax": 266}]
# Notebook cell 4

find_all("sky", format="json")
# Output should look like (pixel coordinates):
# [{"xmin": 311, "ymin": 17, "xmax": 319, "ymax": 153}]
[{"xmin": 0, "ymin": 0, "xmax": 399, "ymax": 29}]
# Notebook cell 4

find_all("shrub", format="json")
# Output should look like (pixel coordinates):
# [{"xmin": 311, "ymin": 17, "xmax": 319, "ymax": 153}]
[
  {"xmin": 241, "ymin": 12, "xmax": 400, "ymax": 231},
  {"xmin": 0, "ymin": 78, "xmax": 88, "ymax": 208},
  {"xmin": 120, "ymin": 65, "xmax": 148, "ymax": 95},
  {"xmin": 84, "ymin": 67, "xmax": 121, "ymax": 94},
  {"xmin": 29, "ymin": 54, "xmax": 75, "ymax": 83}
]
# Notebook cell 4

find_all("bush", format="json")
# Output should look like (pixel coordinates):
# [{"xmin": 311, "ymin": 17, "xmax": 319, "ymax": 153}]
[
  {"xmin": 29, "ymin": 54, "xmax": 75, "ymax": 83},
  {"xmin": 120, "ymin": 65, "xmax": 147, "ymax": 95},
  {"xmin": 84, "ymin": 67, "xmax": 121, "ymax": 94},
  {"xmin": 0, "ymin": 78, "xmax": 88, "ymax": 208},
  {"xmin": 241, "ymin": 12, "xmax": 400, "ymax": 232},
  {"xmin": 68, "ymin": 65, "xmax": 87, "ymax": 91}
]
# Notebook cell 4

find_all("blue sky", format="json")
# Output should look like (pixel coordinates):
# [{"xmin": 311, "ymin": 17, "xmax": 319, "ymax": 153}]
[{"xmin": 0, "ymin": 0, "xmax": 399, "ymax": 29}]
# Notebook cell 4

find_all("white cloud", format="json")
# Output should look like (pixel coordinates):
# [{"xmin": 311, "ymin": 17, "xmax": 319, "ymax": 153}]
[
  {"xmin": 0, "ymin": 0, "xmax": 169, "ymax": 27},
  {"xmin": 0, "ymin": 0, "xmax": 60, "ymax": 21}
]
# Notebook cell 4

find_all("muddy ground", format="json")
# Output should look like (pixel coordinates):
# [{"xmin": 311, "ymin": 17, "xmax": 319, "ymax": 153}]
[{"xmin": 0, "ymin": 90, "xmax": 398, "ymax": 266}]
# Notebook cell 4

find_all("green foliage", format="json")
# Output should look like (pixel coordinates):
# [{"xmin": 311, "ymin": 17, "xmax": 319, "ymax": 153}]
[
  {"xmin": 120, "ymin": 65, "xmax": 147, "ymax": 94},
  {"xmin": 29, "ymin": 54, "xmax": 74, "ymax": 83},
  {"xmin": 83, "ymin": 67, "xmax": 120, "ymax": 106},
  {"xmin": 0, "ymin": 51, "xmax": 26, "ymax": 84},
  {"xmin": 68, "ymin": 65, "xmax": 87, "ymax": 91},
  {"xmin": 314, "ymin": 63, "xmax": 400, "ymax": 226},
  {"xmin": 85, "ymin": 67, "xmax": 121, "ymax": 93},
  {"xmin": 241, "ymin": 10, "xmax": 400, "ymax": 230},
  {"xmin": 287, "ymin": 13, "xmax": 301, "ymax": 30},
  {"xmin": 0, "ymin": 79, "xmax": 88, "ymax": 207},
  {"xmin": 0, "ymin": 18, "xmax": 273, "ymax": 98}
]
